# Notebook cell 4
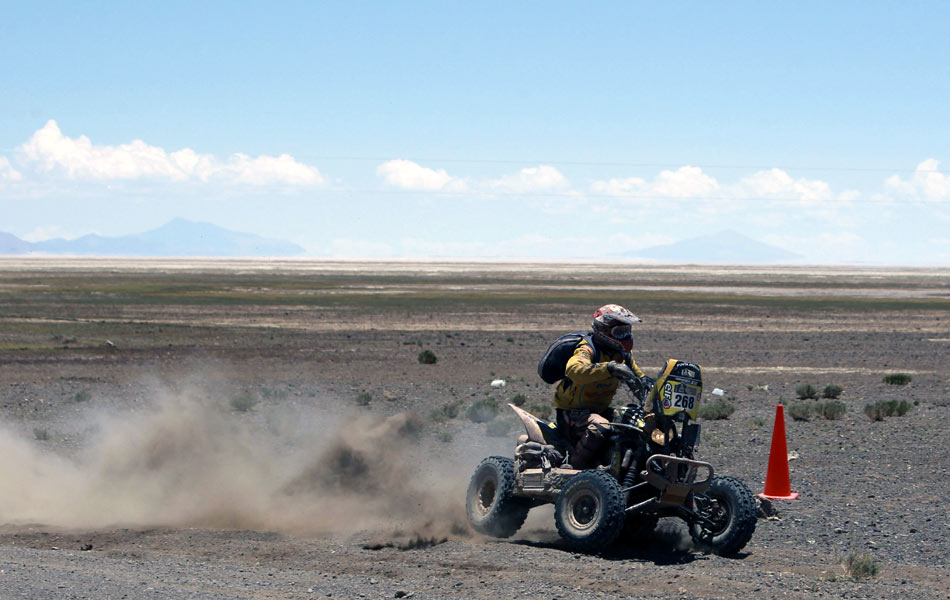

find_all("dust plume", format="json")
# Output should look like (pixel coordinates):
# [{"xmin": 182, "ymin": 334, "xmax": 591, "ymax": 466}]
[{"xmin": 0, "ymin": 385, "xmax": 470, "ymax": 543}]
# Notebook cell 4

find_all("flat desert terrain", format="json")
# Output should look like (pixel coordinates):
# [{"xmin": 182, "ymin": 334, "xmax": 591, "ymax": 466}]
[{"xmin": 0, "ymin": 258, "xmax": 947, "ymax": 599}]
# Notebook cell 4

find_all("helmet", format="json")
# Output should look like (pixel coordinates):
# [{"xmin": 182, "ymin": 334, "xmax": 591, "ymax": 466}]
[{"xmin": 592, "ymin": 304, "xmax": 640, "ymax": 353}]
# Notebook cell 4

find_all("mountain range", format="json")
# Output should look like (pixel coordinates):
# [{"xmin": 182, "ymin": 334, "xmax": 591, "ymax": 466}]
[
  {"xmin": 0, "ymin": 219, "xmax": 305, "ymax": 257},
  {"xmin": 622, "ymin": 230, "xmax": 801, "ymax": 263},
  {"xmin": 1, "ymin": 221, "xmax": 800, "ymax": 262}
]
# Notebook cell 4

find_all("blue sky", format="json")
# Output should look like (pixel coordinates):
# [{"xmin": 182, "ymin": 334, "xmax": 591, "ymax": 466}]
[{"xmin": 1, "ymin": 2, "xmax": 949, "ymax": 263}]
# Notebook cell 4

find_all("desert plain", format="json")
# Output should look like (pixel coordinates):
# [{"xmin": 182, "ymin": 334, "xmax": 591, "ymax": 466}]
[{"xmin": 0, "ymin": 258, "xmax": 947, "ymax": 599}]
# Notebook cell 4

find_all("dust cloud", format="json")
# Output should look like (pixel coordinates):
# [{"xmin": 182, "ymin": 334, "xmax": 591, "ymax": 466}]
[{"xmin": 0, "ymin": 385, "xmax": 470, "ymax": 545}]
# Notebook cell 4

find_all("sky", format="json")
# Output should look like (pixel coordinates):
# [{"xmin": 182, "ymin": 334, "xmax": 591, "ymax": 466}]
[{"xmin": 1, "ymin": 2, "xmax": 949, "ymax": 264}]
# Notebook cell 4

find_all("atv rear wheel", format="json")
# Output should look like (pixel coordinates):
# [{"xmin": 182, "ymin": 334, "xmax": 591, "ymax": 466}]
[
  {"xmin": 466, "ymin": 456, "xmax": 530, "ymax": 538},
  {"xmin": 554, "ymin": 469, "xmax": 625, "ymax": 552},
  {"xmin": 689, "ymin": 476, "xmax": 757, "ymax": 556}
]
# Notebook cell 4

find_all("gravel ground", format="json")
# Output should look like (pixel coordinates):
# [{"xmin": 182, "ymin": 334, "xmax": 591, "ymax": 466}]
[{"xmin": 0, "ymin": 261, "xmax": 947, "ymax": 599}]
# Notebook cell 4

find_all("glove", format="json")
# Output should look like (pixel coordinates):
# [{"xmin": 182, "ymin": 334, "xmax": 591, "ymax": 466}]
[
  {"xmin": 606, "ymin": 362, "xmax": 636, "ymax": 381},
  {"xmin": 639, "ymin": 376, "xmax": 655, "ymax": 390}
]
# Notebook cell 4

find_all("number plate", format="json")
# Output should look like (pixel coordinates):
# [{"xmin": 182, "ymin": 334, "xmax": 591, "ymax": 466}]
[{"xmin": 658, "ymin": 383, "xmax": 700, "ymax": 419}]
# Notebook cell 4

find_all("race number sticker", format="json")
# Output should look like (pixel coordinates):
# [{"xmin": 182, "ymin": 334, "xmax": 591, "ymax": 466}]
[{"xmin": 660, "ymin": 383, "xmax": 700, "ymax": 419}]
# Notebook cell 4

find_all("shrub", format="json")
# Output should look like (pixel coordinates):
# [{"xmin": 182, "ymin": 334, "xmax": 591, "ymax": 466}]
[
  {"xmin": 699, "ymin": 398, "xmax": 735, "ymax": 420},
  {"xmin": 436, "ymin": 431, "xmax": 453, "ymax": 443},
  {"xmin": 864, "ymin": 399, "xmax": 912, "ymax": 421},
  {"xmin": 788, "ymin": 402, "xmax": 813, "ymax": 422},
  {"xmin": 486, "ymin": 419, "xmax": 513, "ymax": 437},
  {"xmin": 417, "ymin": 349, "xmax": 438, "ymax": 364},
  {"xmin": 510, "ymin": 393, "xmax": 527, "ymax": 407},
  {"xmin": 73, "ymin": 390, "xmax": 91, "ymax": 402},
  {"xmin": 822, "ymin": 384, "xmax": 843, "ymax": 399},
  {"xmin": 356, "ymin": 391, "xmax": 372, "ymax": 406},
  {"xmin": 893, "ymin": 399, "xmax": 912, "ymax": 416},
  {"xmin": 528, "ymin": 402, "xmax": 552, "ymax": 421},
  {"xmin": 843, "ymin": 552, "xmax": 879, "ymax": 580},
  {"xmin": 428, "ymin": 401, "xmax": 461, "ymax": 423},
  {"xmin": 864, "ymin": 402, "xmax": 886, "ymax": 421},
  {"xmin": 795, "ymin": 384, "xmax": 818, "ymax": 399},
  {"xmin": 467, "ymin": 399, "xmax": 500, "ymax": 423},
  {"xmin": 230, "ymin": 392, "xmax": 258, "ymax": 412},
  {"xmin": 816, "ymin": 401, "xmax": 847, "ymax": 420},
  {"xmin": 33, "ymin": 427, "xmax": 49, "ymax": 441},
  {"xmin": 882, "ymin": 373, "xmax": 911, "ymax": 386}
]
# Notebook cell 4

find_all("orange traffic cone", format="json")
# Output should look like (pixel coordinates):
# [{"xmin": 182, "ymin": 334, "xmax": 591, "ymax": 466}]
[{"xmin": 760, "ymin": 404, "xmax": 799, "ymax": 500}]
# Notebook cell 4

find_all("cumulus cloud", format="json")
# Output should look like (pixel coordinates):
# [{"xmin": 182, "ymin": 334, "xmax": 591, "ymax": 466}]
[
  {"xmin": 591, "ymin": 165, "xmax": 852, "ymax": 216},
  {"xmin": 486, "ymin": 165, "xmax": 568, "ymax": 193},
  {"xmin": 591, "ymin": 166, "xmax": 718, "ymax": 199},
  {"xmin": 0, "ymin": 156, "xmax": 22, "ymax": 182},
  {"xmin": 376, "ymin": 159, "xmax": 466, "ymax": 191},
  {"xmin": 884, "ymin": 159, "xmax": 950, "ymax": 201},
  {"xmin": 737, "ymin": 168, "xmax": 833, "ymax": 204},
  {"xmin": 17, "ymin": 120, "xmax": 323, "ymax": 186}
]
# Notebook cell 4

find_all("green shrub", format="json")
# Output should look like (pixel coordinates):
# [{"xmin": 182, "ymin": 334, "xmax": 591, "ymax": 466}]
[
  {"xmin": 33, "ymin": 427, "xmax": 49, "ymax": 441},
  {"xmin": 788, "ymin": 402, "xmax": 813, "ymax": 422},
  {"xmin": 528, "ymin": 403, "xmax": 552, "ymax": 421},
  {"xmin": 843, "ymin": 552, "xmax": 879, "ymax": 580},
  {"xmin": 893, "ymin": 399, "xmax": 911, "ymax": 416},
  {"xmin": 356, "ymin": 391, "xmax": 372, "ymax": 406},
  {"xmin": 428, "ymin": 400, "xmax": 461, "ymax": 423},
  {"xmin": 510, "ymin": 393, "xmax": 527, "ymax": 407},
  {"xmin": 486, "ymin": 419, "xmax": 513, "ymax": 437},
  {"xmin": 822, "ymin": 384, "xmax": 843, "ymax": 399},
  {"xmin": 698, "ymin": 398, "xmax": 735, "ymax": 420},
  {"xmin": 230, "ymin": 392, "xmax": 258, "ymax": 412},
  {"xmin": 816, "ymin": 400, "xmax": 847, "ymax": 420},
  {"xmin": 73, "ymin": 390, "xmax": 91, "ymax": 403},
  {"xmin": 795, "ymin": 384, "xmax": 818, "ymax": 399},
  {"xmin": 417, "ymin": 349, "xmax": 438, "ymax": 365},
  {"xmin": 864, "ymin": 399, "xmax": 912, "ymax": 420},
  {"xmin": 467, "ymin": 398, "xmax": 500, "ymax": 423},
  {"xmin": 883, "ymin": 373, "xmax": 911, "ymax": 385},
  {"xmin": 864, "ymin": 402, "xmax": 885, "ymax": 421},
  {"xmin": 436, "ymin": 431, "xmax": 453, "ymax": 444}
]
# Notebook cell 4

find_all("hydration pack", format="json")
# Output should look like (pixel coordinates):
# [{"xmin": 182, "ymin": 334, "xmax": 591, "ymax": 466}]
[{"xmin": 537, "ymin": 331, "xmax": 600, "ymax": 384}]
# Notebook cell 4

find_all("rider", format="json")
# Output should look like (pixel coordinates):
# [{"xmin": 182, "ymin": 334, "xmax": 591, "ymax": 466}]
[{"xmin": 554, "ymin": 304, "xmax": 651, "ymax": 469}]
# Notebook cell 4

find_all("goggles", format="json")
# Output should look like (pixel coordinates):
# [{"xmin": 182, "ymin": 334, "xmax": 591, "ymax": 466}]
[{"xmin": 610, "ymin": 324, "xmax": 632, "ymax": 341}]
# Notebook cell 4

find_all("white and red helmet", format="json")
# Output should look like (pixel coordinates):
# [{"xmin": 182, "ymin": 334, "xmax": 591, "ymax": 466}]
[{"xmin": 592, "ymin": 304, "xmax": 640, "ymax": 353}]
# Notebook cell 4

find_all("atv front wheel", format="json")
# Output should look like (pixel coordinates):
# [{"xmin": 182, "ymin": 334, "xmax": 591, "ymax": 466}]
[
  {"xmin": 554, "ymin": 469, "xmax": 625, "ymax": 552},
  {"xmin": 466, "ymin": 456, "xmax": 530, "ymax": 538},
  {"xmin": 689, "ymin": 476, "xmax": 757, "ymax": 556}
]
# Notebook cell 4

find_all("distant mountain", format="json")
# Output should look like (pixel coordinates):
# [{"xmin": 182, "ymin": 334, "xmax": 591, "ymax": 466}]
[
  {"xmin": 1, "ymin": 219, "xmax": 305, "ymax": 257},
  {"xmin": 621, "ymin": 230, "xmax": 801, "ymax": 263},
  {"xmin": 0, "ymin": 231, "xmax": 33, "ymax": 254}
]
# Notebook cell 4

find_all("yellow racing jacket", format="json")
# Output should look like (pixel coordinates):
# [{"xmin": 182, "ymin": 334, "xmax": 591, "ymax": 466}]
[{"xmin": 554, "ymin": 339, "xmax": 645, "ymax": 411}]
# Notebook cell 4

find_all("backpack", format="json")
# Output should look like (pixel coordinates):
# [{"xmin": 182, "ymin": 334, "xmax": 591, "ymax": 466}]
[{"xmin": 537, "ymin": 331, "xmax": 600, "ymax": 384}]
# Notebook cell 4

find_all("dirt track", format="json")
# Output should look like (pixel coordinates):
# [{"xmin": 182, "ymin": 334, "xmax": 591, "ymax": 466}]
[{"xmin": 0, "ymin": 260, "xmax": 947, "ymax": 599}]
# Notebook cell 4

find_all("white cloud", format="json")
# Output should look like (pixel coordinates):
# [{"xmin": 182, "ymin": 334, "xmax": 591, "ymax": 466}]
[
  {"xmin": 376, "ymin": 159, "xmax": 466, "ymax": 191},
  {"xmin": 486, "ymin": 165, "xmax": 568, "ymax": 193},
  {"xmin": 17, "ymin": 120, "xmax": 323, "ymax": 186},
  {"xmin": 884, "ymin": 159, "xmax": 950, "ymax": 201},
  {"xmin": 0, "ymin": 156, "xmax": 22, "ymax": 182},
  {"xmin": 737, "ymin": 168, "xmax": 833, "ymax": 204},
  {"xmin": 591, "ymin": 166, "xmax": 718, "ymax": 199}
]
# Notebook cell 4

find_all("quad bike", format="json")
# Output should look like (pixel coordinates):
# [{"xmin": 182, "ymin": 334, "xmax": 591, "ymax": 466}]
[{"xmin": 466, "ymin": 359, "xmax": 757, "ymax": 555}]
